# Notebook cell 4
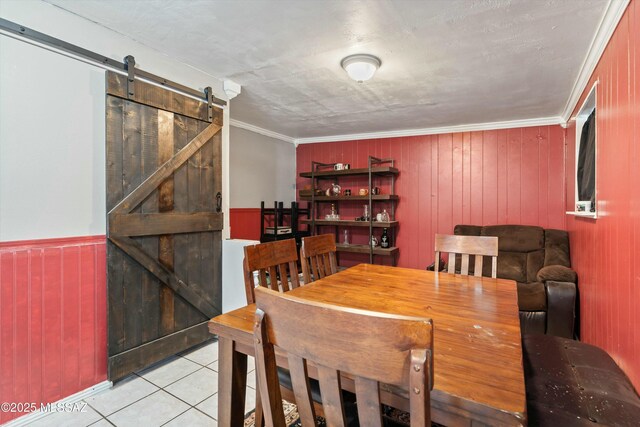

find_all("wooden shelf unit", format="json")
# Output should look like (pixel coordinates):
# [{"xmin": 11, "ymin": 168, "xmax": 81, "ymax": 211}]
[
  {"xmin": 299, "ymin": 166, "xmax": 399, "ymax": 178},
  {"xmin": 335, "ymin": 243, "xmax": 399, "ymax": 256},
  {"xmin": 299, "ymin": 156, "xmax": 399, "ymax": 265},
  {"xmin": 299, "ymin": 194, "xmax": 399, "ymax": 202},
  {"xmin": 301, "ymin": 219, "xmax": 398, "ymax": 228}
]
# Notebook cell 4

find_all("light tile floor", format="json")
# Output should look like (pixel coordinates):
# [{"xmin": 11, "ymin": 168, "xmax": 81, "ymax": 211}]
[{"xmin": 28, "ymin": 339, "xmax": 248, "ymax": 427}]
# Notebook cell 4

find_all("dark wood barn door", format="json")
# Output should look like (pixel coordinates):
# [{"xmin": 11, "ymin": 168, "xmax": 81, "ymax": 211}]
[{"xmin": 105, "ymin": 71, "xmax": 223, "ymax": 380}]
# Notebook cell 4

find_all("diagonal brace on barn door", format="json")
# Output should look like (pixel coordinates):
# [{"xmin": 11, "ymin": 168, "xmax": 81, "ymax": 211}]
[
  {"xmin": 110, "ymin": 235, "xmax": 218, "ymax": 318},
  {"xmin": 107, "ymin": 121, "xmax": 222, "ymax": 320},
  {"xmin": 108, "ymin": 122, "xmax": 221, "ymax": 216}
]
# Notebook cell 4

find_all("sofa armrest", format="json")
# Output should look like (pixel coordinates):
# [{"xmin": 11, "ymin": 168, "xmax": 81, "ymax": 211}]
[
  {"xmin": 537, "ymin": 265, "xmax": 577, "ymax": 284},
  {"xmin": 545, "ymin": 280, "xmax": 576, "ymax": 338}
]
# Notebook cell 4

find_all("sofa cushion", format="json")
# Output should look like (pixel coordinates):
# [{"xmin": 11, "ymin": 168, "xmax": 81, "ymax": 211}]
[
  {"xmin": 482, "ymin": 225, "xmax": 544, "ymax": 252},
  {"xmin": 537, "ymin": 265, "xmax": 578, "ymax": 283},
  {"xmin": 526, "ymin": 249, "xmax": 545, "ymax": 283},
  {"xmin": 497, "ymin": 251, "xmax": 527, "ymax": 283},
  {"xmin": 517, "ymin": 281, "xmax": 547, "ymax": 311},
  {"xmin": 544, "ymin": 229, "xmax": 571, "ymax": 267},
  {"xmin": 453, "ymin": 224, "xmax": 482, "ymax": 236}
]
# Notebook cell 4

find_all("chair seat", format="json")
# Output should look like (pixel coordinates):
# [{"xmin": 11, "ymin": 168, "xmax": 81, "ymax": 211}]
[{"xmin": 516, "ymin": 281, "xmax": 547, "ymax": 311}]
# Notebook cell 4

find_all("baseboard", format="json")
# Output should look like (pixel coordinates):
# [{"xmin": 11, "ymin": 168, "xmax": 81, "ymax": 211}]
[{"xmin": 2, "ymin": 380, "xmax": 112, "ymax": 427}]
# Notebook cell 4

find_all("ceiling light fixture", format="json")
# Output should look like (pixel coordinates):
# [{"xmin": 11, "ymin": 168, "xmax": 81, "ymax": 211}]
[{"xmin": 341, "ymin": 54, "xmax": 381, "ymax": 83}]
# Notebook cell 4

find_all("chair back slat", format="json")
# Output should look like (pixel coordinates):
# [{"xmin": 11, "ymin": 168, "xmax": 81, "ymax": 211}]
[
  {"xmin": 268, "ymin": 266, "xmax": 279, "ymax": 289},
  {"xmin": 435, "ymin": 234, "xmax": 499, "ymax": 278},
  {"xmin": 474, "ymin": 255, "xmax": 484, "ymax": 278},
  {"xmin": 316, "ymin": 365, "xmax": 346, "ymax": 427},
  {"xmin": 460, "ymin": 253, "xmax": 470, "ymax": 275},
  {"xmin": 447, "ymin": 252, "xmax": 456, "ymax": 274},
  {"xmin": 491, "ymin": 257, "xmax": 498, "ymax": 278},
  {"xmin": 278, "ymin": 263, "xmax": 290, "ymax": 292},
  {"xmin": 259, "ymin": 270, "xmax": 269, "ymax": 289},
  {"xmin": 243, "ymin": 239, "xmax": 300, "ymax": 304},
  {"xmin": 316, "ymin": 254, "xmax": 326, "ymax": 278},
  {"xmin": 300, "ymin": 234, "xmax": 338, "ymax": 283},
  {"xmin": 310, "ymin": 256, "xmax": 321, "ymax": 281},
  {"xmin": 253, "ymin": 287, "xmax": 434, "ymax": 426},
  {"xmin": 355, "ymin": 376, "xmax": 383, "ymax": 427},
  {"xmin": 287, "ymin": 354, "xmax": 316, "ymax": 425}
]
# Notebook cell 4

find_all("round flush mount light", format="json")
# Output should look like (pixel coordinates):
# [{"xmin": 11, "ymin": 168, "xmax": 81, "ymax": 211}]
[{"xmin": 341, "ymin": 54, "xmax": 381, "ymax": 83}]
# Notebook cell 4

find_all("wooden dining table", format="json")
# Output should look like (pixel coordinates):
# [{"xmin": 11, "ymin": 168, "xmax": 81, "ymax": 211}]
[{"xmin": 208, "ymin": 263, "xmax": 526, "ymax": 426}]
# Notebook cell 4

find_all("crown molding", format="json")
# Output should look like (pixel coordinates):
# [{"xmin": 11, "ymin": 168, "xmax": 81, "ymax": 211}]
[
  {"xmin": 293, "ymin": 116, "xmax": 563, "ymax": 144},
  {"xmin": 229, "ymin": 119, "xmax": 295, "ymax": 144},
  {"xmin": 560, "ymin": 0, "xmax": 630, "ymax": 121}
]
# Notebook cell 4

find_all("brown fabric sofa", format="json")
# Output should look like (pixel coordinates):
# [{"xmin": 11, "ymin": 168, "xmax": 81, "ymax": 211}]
[{"xmin": 454, "ymin": 224, "xmax": 577, "ymax": 338}]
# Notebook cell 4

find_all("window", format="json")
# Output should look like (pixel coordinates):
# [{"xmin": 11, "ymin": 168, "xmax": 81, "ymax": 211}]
[{"xmin": 572, "ymin": 82, "xmax": 597, "ymax": 218}]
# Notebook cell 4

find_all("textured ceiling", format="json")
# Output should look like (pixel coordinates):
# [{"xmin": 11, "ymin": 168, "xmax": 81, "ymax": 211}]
[{"xmin": 46, "ymin": 0, "xmax": 607, "ymax": 139}]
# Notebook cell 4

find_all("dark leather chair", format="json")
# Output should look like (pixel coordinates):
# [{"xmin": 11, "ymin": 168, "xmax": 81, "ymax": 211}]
[
  {"xmin": 523, "ymin": 334, "xmax": 640, "ymax": 426},
  {"xmin": 454, "ymin": 224, "xmax": 577, "ymax": 338}
]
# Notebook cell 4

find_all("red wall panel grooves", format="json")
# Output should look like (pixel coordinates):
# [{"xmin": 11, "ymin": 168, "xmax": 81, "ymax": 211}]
[
  {"xmin": 296, "ymin": 125, "xmax": 567, "ymax": 270},
  {"xmin": 229, "ymin": 208, "xmax": 261, "ymax": 241},
  {"xmin": 0, "ymin": 236, "xmax": 106, "ymax": 424},
  {"xmin": 564, "ymin": 0, "xmax": 639, "ymax": 391}
]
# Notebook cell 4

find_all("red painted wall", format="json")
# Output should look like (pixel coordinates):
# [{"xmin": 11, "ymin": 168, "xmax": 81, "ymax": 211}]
[
  {"xmin": 230, "ymin": 208, "xmax": 261, "ymax": 241},
  {"xmin": 296, "ymin": 125, "xmax": 566, "ymax": 269},
  {"xmin": 0, "ymin": 236, "xmax": 107, "ymax": 424},
  {"xmin": 565, "ymin": 0, "xmax": 639, "ymax": 390}
]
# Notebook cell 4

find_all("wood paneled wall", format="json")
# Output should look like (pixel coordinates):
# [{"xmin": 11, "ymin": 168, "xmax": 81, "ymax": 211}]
[
  {"xmin": 0, "ymin": 236, "xmax": 107, "ymax": 424},
  {"xmin": 296, "ymin": 125, "xmax": 566, "ymax": 269},
  {"xmin": 565, "ymin": 0, "xmax": 639, "ymax": 390}
]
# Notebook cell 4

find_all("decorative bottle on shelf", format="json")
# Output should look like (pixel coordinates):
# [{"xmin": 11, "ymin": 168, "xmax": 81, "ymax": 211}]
[
  {"xmin": 380, "ymin": 228, "xmax": 390, "ymax": 248},
  {"xmin": 343, "ymin": 229, "xmax": 349, "ymax": 245},
  {"xmin": 329, "ymin": 203, "xmax": 338, "ymax": 220}
]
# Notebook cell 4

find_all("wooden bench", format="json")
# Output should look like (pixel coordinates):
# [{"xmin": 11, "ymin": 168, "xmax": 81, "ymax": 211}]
[{"xmin": 523, "ymin": 334, "xmax": 640, "ymax": 426}]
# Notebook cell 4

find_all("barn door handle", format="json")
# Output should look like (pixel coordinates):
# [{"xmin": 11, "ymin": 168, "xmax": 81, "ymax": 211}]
[{"xmin": 216, "ymin": 192, "xmax": 222, "ymax": 213}]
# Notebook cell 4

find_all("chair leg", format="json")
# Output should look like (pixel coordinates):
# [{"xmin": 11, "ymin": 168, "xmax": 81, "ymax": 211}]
[{"xmin": 255, "ymin": 387, "xmax": 265, "ymax": 427}]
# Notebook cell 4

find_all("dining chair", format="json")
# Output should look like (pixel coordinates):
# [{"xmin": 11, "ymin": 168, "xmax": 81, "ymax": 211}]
[
  {"xmin": 434, "ymin": 233, "xmax": 499, "ymax": 278},
  {"xmin": 243, "ymin": 238, "xmax": 324, "ymax": 425},
  {"xmin": 300, "ymin": 234, "xmax": 338, "ymax": 283},
  {"xmin": 243, "ymin": 238, "xmax": 301, "ymax": 304},
  {"xmin": 253, "ymin": 286, "xmax": 434, "ymax": 427}
]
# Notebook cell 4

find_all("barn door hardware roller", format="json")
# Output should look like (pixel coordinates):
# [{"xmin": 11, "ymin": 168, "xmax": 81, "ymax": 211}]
[
  {"xmin": 124, "ymin": 55, "xmax": 136, "ymax": 98},
  {"xmin": 0, "ymin": 18, "xmax": 227, "ymax": 106},
  {"xmin": 205, "ymin": 86, "xmax": 213, "ymax": 122}
]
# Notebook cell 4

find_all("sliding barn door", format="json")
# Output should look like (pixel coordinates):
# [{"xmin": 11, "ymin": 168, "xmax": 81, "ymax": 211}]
[{"xmin": 105, "ymin": 71, "xmax": 223, "ymax": 380}]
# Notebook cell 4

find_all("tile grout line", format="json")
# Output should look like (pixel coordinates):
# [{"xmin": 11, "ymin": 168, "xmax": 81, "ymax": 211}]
[
  {"xmin": 87, "ymin": 341, "xmax": 227, "ymax": 426},
  {"xmin": 88, "ymin": 375, "xmax": 162, "ymax": 419}
]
